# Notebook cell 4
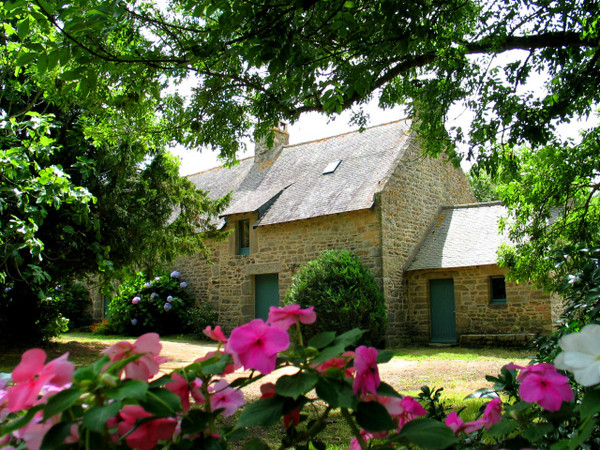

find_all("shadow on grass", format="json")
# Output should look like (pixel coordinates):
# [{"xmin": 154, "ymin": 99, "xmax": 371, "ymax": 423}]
[{"xmin": 0, "ymin": 339, "xmax": 110, "ymax": 373}]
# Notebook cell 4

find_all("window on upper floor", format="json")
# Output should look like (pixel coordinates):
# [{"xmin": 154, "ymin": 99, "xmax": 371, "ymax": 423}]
[
  {"xmin": 237, "ymin": 219, "xmax": 250, "ymax": 255},
  {"xmin": 490, "ymin": 275, "xmax": 507, "ymax": 304}
]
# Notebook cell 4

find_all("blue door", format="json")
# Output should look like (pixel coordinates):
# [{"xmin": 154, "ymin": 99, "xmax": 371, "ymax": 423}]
[
  {"xmin": 429, "ymin": 279, "xmax": 456, "ymax": 343},
  {"xmin": 255, "ymin": 274, "xmax": 279, "ymax": 320}
]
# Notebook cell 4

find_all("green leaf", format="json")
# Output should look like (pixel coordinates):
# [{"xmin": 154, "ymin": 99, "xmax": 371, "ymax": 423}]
[
  {"xmin": 235, "ymin": 396, "xmax": 285, "ymax": 429},
  {"xmin": 311, "ymin": 342, "xmax": 346, "ymax": 364},
  {"xmin": 315, "ymin": 377, "xmax": 357, "ymax": 409},
  {"xmin": 522, "ymin": 422, "xmax": 554, "ymax": 443},
  {"xmin": 15, "ymin": 52, "xmax": 36, "ymax": 67},
  {"xmin": 487, "ymin": 418, "xmax": 519, "ymax": 436},
  {"xmin": 243, "ymin": 438, "xmax": 270, "ymax": 450},
  {"xmin": 141, "ymin": 388, "xmax": 182, "ymax": 416},
  {"xmin": 335, "ymin": 328, "xmax": 364, "ymax": 347},
  {"xmin": 180, "ymin": 409, "xmax": 213, "ymax": 435},
  {"xmin": 376, "ymin": 381, "xmax": 402, "ymax": 398},
  {"xmin": 82, "ymin": 401, "xmax": 121, "ymax": 433},
  {"xmin": 579, "ymin": 389, "xmax": 600, "ymax": 419},
  {"xmin": 308, "ymin": 331, "xmax": 336, "ymax": 349},
  {"xmin": 41, "ymin": 422, "xmax": 75, "ymax": 450},
  {"xmin": 43, "ymin": 387, "xmax": 82, "ymax": 420},
  {"xmin": 105, "ymin": 379, "xmax": 148, "ymax": 401},
  {"xmin": 275, "ymin": 372, "xmax": 318, "ymax": 399},
  {"xmin": 17, "ymin": 17, "xmax": 30, "ymax": 40},
  {"xmin": 397, "ymin": 419, "xmax": 457, "ymax": 449},
  {"xmin": 355, "ymin": 401, "xmax": 396, "ymax": 432},
  {"xmin": 376, "ymin": 350, "xmax": 395, "ymax": 364},
  {"xmin": 59, "ymin": 70, "xmax": 83, "ymax": 81}
]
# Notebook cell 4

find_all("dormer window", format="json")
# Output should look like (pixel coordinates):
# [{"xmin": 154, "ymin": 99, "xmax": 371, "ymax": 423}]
[
  {"xmin": 237, "ymin": 219, "xmax": 250, "ymax": 255},
  {"xmin": 323, "ymin": 160, "xmax": 341, "ymax": 174}
]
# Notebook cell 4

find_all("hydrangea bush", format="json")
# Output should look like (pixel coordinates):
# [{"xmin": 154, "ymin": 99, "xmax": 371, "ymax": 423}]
[
  {"xmin": 2, "ymin": 307, "xmax": 600, "ymax": 449},
  {"xmin": 101, "ymin": 271, "xmax": 193, "ymax": 336}
]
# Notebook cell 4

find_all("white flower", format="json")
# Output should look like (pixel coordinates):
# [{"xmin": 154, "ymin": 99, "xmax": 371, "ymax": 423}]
[{"xmin": 554, "ymin": 324, "xmax": 600, "ymax": 386}]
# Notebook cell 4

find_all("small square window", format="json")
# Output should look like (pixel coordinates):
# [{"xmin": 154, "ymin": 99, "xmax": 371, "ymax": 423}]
[
  {"xmin": 490, "ymin": 276, "xmax": 506, "ymax": 304},
  {"xmin": 238, "ymin": 220, "xmax": 250, "ymax": 255}
]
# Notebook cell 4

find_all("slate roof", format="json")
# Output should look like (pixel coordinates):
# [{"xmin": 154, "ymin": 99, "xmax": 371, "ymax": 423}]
[
  {"xmin": 407, "ymin": 202, "xmax": 511, "ymax": 271},
  {"xmin": 188, "ymin": 119, "xmax": 413, "ymax": 227}
]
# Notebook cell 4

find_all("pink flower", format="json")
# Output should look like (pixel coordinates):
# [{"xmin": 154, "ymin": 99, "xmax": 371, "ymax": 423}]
[
  {"xmin": 13, "ymin": 412, "xmax": 58, "ymax": 450},
  {"xmin": 352, "ymin": 346, "xmax": 380, "ymax": 395},
  {"xmin": 445, "ymin": 411, "xmax": 483, "ymax": 435},
  {"xmin": 267, "ymin": 304, "xmax": 317, "ymax": 330},
  {"xmin": 209, "ymin": 379, "xmax": 245, "ymax": 417},
  {"xmin": 190, "ymin": 378, "xmax": 205, "ymax": 404},
  {"xmin": 102, "ymin": 333, "xmax": 168, "ymax": 381},
  {"xmin": 195, "ymin": 350, "xmax": 237, "ymax": 375},
  {"xmin": 509, "ymin": 363, "xmax": 574, "ymax": 412},
  {"xmin": 114, "ymin": 405, "xmax": 177, "ymax": 450},
  {"xmin": 228, "ymin": 319, "xmax": 290, "ymax": 374},
  {"xmin": 481, "ymin": 398, "xmax": 502, "ymax": 429},
  {"xmin": 381, "ymin": 396, "xmax": 427, "ymax": 430},
  {"xmin": 8, "ymin": 349, "xmax": 74, "ymax": 412},
  {"xmin": 166, "ymin": 373, "xmax": 192, "ymax": 411},
  {"xmin": 314, "ymin": 356, "xmax": 355, "ymax": 378},
  {"xmin": 132, "ymin": 296, "xmax": 141, "ymax": 304},
  {"xmin": 349, "ymin": 429, "xmax": 387, "ymax": 449},
  {"xmin": 203, "ymin": 325, "xmax": 228, "ymax": 344}
]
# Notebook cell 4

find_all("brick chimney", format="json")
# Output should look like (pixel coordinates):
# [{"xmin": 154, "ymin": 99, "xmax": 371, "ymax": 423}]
[{"xmin": 254, "ymin": 121, "xmax": 289, "ymax": 165}]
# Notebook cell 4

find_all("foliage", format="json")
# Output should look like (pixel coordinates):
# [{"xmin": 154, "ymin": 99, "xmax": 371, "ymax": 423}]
[
  {"xmin": 466, "ymin": 169, "xmax": 499, "ymax": 202},
  {"xmin": 185, "ymin": 303, "xmax": 219, "ymax": 340},
  {"xmin": 0, "ymin": 22, "xmax": 229, "ymax": 344},
  {"xmin": 496, "ymin": 140, "xmax": 600, "ymax": 287},
  {"xmin": 285, "ymin": 250, "xmax": 387, "ymax": 347},
  {"xmin": 47, "ymin": 283, "xmax": 93, "ymax": 329},
  {"xmin": 101, "ymin": 272, "xmax": 194, "ymax": 336},
  {"xmin": 2, "ymin": 307, "xmax": 600, "ymax": 449},
  {"xmin": 1, "ymin": 0, "xmax": 596, "ymax": 163}
]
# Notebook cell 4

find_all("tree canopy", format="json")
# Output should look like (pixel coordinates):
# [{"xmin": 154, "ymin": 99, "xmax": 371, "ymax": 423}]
[{"xmin": 1, "ymin": 1, "xmax": 599, "ymax": 288}]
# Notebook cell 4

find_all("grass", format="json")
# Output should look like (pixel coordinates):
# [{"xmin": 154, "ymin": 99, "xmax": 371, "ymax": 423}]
[{"xmin": 391, "ymin": 345, "xmax": 535, "ymax": 362}]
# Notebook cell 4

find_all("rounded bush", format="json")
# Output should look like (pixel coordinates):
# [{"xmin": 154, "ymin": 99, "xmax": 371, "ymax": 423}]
[
  {"xmin": 101, "ymin": 272, "xmax": 194, "ymax": 336},
  {"xmin": 285, "ymin": 250, "xmax": 387, "ymax": 347}
]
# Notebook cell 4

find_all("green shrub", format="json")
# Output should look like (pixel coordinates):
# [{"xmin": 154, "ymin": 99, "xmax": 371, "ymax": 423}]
[
  {"xmin": 48, "ymin": 283, "xmax": 93, "ymax": 329},
  {"xmin": 100, "ymin": 271, "xmax": 194, "ymax": 336},
  {"xmin": 185, "ymin": 303, "xmax": 219, "ymax": 340},
  {"xmin": 285, "ymin": 250, "xmax": 387, "ymax": 347}
]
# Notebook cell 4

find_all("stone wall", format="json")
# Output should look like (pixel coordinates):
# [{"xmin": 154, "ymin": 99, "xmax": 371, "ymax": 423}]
[
  {"xmin": 379, "ymin": 136, "xmax": 475, "ymax": 346},
  {"xmin": 405, "ymin": 264, "xmax": 556, "ymax": 344},
  {"xmin": 175, "ymin": 208, "xmax": 382, "ymax": 334}
]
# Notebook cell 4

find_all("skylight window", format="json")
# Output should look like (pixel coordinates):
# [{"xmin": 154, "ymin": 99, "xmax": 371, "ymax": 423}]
[{"xmin": 322, "ymin": 160, "xmax": 341, "ymax": 174}]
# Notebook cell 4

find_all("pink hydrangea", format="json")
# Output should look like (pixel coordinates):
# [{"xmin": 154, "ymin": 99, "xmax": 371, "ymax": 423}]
[
  {"xmin": 102, "ymin": 333, "xmax": 167, "ymax": 381},
  {"xmin": 113, "ymin": 405, "xmax": 177, "ymax": 450},
  {"xmin": 228, "ymin": 319, "xmax": 290, "ymax": 374},
  {"xmin": 352, "ymin": 346, "xmax": 380, "ymax": 395},
  {"xmin": 203, "ymin": 325, "xmax": 228, "ymax": 344},
  {"xmin": 7, "ymin": 349, "xmax": 74, "ymax": 412},
  {"xmin": 209, "ymin": 379, "xmax": 245, "ymax": 417},
  {"xmin": 509, "ymin": 363, "xmax": 573, "ymax": 412},
  {"xmin": 267, "ymin": 304, "xmax": 317, "ymax": 330}
]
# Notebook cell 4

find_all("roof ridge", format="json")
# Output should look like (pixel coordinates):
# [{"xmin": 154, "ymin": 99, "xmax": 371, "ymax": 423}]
[
  {"xmin": 442, "ymin": 201, "xmax": 503, "ymax": 210},
  {"xmin": 283, "ymin": 117, "xmax": 412, "ymax": 149}
]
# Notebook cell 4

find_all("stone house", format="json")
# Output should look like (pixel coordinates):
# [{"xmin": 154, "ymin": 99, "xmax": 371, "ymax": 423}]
[
  {"xmin": 405, "ymin": 202, "xmax": 561, "ymax": 346},
  {"xmin": 175, "ymin": 119, "xmax": 557, "ymax": 346}
]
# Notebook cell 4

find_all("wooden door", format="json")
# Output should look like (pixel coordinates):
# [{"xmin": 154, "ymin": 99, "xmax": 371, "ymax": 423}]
[
  {"xmin": 255, "ymin": 273, "xmax": 279, "ymax": 320},
  {"xmin": 429, "ymin": 278, "xmax": 457, "ymax": 343}
]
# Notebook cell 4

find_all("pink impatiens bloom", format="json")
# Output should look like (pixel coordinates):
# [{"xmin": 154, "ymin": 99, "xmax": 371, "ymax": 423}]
[
  {"xmin": 378, "ymin": 395, "xmax": 427, "ymax": 430},
  {"xmin": 166, "ymin": 372, "xmax": 192, "ymax": 411},
  {"xmin": 352, "ymin": 346, "xmax": 380, "ymax": 395},
  {"xmin": 509, "ymin": 363, "xmax": 573, "ymax": 412},
  {"xmin": 114, "ymin": 405, "xmax": 177, "ymax": 450},
  {"xmin": 203, "ymin": 325, "xmax": 228, "ymax": 344},
  {"xmin": 209, "ymin": 379, "xmax": 245, "ymax": 417},
  {"xmin": 102, "ymin": 333, "xmax": 167, "ymax": 381},
  {"xmin": 314, "ymin": 355, "xmax": 355, "ymax": 378},
  {"xmin": 7, "ymin": 349, "xmax": 74, "ymax": 412},
  {"xmin": 480, "ymin": 398, "xmax": 502, "ymax": 429},
  {"xmin": 267, "ymin": 304, "xmax": 317, "ymax": 330},
  {"xmin": 228, "ymin": 319, "xmax": 290, "ymax": 374},
  {"xmin": 445, "ymin": 411, "xmax": 483, "ymax": 435}
]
